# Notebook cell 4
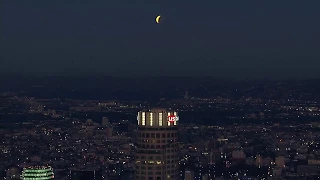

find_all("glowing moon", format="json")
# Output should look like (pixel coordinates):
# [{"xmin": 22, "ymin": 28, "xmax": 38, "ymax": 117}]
[{"xmin": 155, "ymin": 15, "xmax": 161, "ymax": 24}]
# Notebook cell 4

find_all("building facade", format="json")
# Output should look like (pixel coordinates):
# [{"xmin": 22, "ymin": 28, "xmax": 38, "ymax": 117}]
[
  {"xmin": 21, "ymin": 166, "xmax": 54, "ymax": 180},
  {"xmin": 135, "ymin": 108, "xmax": 179, "ymax": 180}
]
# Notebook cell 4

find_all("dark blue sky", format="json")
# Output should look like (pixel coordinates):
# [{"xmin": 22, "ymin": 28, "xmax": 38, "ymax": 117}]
[{"xmin": 2, "ymin": 1, "xmax": 320, "ymax": 78}]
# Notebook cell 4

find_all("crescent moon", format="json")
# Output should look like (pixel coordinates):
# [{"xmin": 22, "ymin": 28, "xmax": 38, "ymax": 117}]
[{"xmin": 156, "ymin": 15, "xmax": 161, "ymax": 24}]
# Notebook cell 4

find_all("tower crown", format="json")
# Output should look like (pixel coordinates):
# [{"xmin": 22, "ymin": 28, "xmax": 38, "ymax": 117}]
[{"xmin": 137, "ymin": 109, "xmax": 179, "ymax": 127}]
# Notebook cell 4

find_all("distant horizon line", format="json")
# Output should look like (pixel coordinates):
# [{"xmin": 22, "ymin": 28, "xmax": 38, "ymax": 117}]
[{"xmin": 0, "ymin": 73, "xmax": 319, "ymax": 81}]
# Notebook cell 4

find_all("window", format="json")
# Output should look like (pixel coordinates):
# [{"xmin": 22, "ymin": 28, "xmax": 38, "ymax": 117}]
[
  {"xmin": 150, "ymin": 112, "xmax": 153, "ymax": 126},
  {"xmin": 159, "ymin": 113, "xmax": 163, "ymax": 126},
  {"xmin": 167, "ymin": 112, "xmax": 171, "ymax": 126},
  {"xmin": 142, "ymin": 112, "xmax": 146, "ymax": 125}
]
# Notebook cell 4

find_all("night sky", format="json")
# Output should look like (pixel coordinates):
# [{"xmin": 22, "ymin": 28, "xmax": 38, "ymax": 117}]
[{"xmin": 2, "ymin": 1, "xmax": 320, "ymax": 78}]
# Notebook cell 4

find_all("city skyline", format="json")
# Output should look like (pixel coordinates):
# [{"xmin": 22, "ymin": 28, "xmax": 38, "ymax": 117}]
[{"xmin": 1, "ymin": 79, "xmax": 320, "ymax": 179}]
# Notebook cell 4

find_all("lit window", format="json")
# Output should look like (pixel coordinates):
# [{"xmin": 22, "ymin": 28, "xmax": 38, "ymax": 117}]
[
  {"xmin": 142, "ymin": 112, "xmax": 146, "ymax": 126},
  {"xmin": 167, "ymin": 112, "xmax": 171, "ymax": 126},
  {"xmin": 150, "ymin": 113, "xmax": 153, "ymax": 126},
  {"xmin": 159, "ymin": 113, "xmax": 163, "ymax": 126}
]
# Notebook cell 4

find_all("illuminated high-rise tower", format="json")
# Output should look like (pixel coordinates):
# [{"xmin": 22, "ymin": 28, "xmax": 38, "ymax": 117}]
[
  {"xmin": 21, "ymin": 166, "xmax": 54, "ymax": 180},
  {"xmin": 135, "ymin": 108, "xmax": 179, "ymax": 180}
]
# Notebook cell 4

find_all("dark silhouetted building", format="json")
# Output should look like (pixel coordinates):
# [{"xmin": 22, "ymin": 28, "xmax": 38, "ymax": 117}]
[{"xmin": 69, "ymin": 169, "xmax": 102, "ymax": 180}]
